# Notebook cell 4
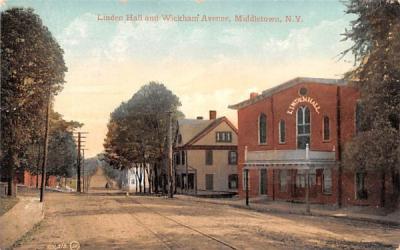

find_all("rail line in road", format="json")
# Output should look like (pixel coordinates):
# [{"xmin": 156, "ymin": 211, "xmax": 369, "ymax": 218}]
[
  {"xmin": 120, "ymin": 197, "xmax": 238, "ymax": 250},
  {"xmin": 126, "ymin": 204, "xmax": 176, "ymax": 250}
]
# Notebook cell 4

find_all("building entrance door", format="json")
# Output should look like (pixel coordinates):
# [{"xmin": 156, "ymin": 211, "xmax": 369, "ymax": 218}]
[
  {"xmin": 205, "ymin": 174, "xmax": 213, "ymax": 190},
  {"xmin": 260, "ymin": 169, "xmax": 268, "ymax": 195}
]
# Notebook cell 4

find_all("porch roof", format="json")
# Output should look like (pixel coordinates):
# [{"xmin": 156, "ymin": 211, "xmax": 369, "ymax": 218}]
[{"xmin": 243, "ymin": 149, "xmax": 337, "ymax": 170}]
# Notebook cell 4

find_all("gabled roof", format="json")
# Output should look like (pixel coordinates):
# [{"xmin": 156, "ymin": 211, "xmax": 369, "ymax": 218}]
[
  {"xmin": 177, "ymin": 117, "xmax": 238, "ymax": 147},
  {"xmin": 228, "ymin": 77, "xmax": 347, "ymax": 110},
  {"xmin": 176, "ymin": 119, "xmax": 214, "ymax": 145}
]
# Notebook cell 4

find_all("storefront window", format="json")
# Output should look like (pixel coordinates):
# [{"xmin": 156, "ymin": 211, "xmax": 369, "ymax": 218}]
[
  {"xmin": 296, "ymin": 170, "xmax": 306, "ymax": 188},
  {"xmin": 279, "ymin": 170, "xmax": 287, "ymax": 192},
  {"xmin": 323, "ymin": 168, "xmax": 332, "ymax": 194}
]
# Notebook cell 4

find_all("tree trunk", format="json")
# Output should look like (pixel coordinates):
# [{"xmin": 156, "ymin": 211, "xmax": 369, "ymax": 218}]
[
  {"xmin": 135, "ymin": 166, "xmax": 138, "ymax": 193},
  {"xmin": 146, "ymin": 165, "xmax": 151, "ymax": 194},
  {"xmin": 137, "ymin": 165, "xmax": 142, "ymax": 193},
  {"xmin": 154, "ymin": 163, "xmax": 159, "ymax": 193},
  {"xmin": 7, "ymin": 149, "xmax": 18, "ymax": 197},
  {"xmin": 143, "ymin": 163, "xmax": 146, "ymax": 194},
  {"xmin": 381, "ymin": 170, "xmax": 386, "ymax": 208}
]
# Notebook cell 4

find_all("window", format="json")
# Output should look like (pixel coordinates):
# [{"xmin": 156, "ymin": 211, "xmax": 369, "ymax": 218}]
[
  {"xmin": 296, "ymin": 170, "xmax": 306, "ymax": 188},
  {"xmin": 181, "ymin": 151, "xmax": 186, "ymax": 165},
  {"xmin": 242, "ymin": 170, "xmax": 251, "ymax": 191},
  {"xmin": 216, "ymin": 131, "xmax": 232, "ymax": 142},
  {"xmin": 356, "ymin": 172, "xmax": 368, "ymax": 200},
  {"xmin": 323, "ymin": 169, "xmax": 332, "ymax": 194},
  {"xmin": 279, "ymin": 120, "xmax": 286, "ymax": 143},
  {"xmin": 297, "ymin": 106, "xmax": 310, "ymax": 149},
  {"xmin": 205, "ymin": 150, "xmax": 213, "ymax": 165},
  {"xmin": 323, "ymin": 116, "xmax": 330, "ymax": 141},
  {"xmin": 299, "ymin": 87, "xmax": 308, "ymax": 96},
  {"xmin": 228, "ymin": 174, "xmax": 238, "ymax": 189},
  {"xmin": 174, "ymin": 152, "xmax": 181, "ymax": 165},
  {"xmin": 296, "ymin": 169, "xmax": 316, "ymax": 188},
  {"xmin": 258, "ymin": 113, "xmax": 267, "ymax": 144},
  {"xmin": 228, "ymin": 151, "xmax": 237, "ymax": 165},
  {"xmin": 279, "ymin": 170, "xmax": 288, "ymax": 192}
]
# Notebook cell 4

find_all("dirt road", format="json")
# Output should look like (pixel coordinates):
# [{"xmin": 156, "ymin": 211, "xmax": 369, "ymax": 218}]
[{"xmin": 13, "ymin": 190, "xmax": 400, "ymax": 250}]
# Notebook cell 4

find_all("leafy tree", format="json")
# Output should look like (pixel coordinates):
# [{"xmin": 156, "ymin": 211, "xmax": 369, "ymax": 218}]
[
  {"xmin": 103, "ymin": 82, "xmax": 183, "ymax": 194},
  {"xmin": 46, "ymin": 111, "xmax": 82, "ymax": 180},
  {"xmin": 342, "ymin": 0, "xmax": 400, "ymax": 208},
  {"xmin": 0, "ymin": 8, "xmax": 67, "ymax": 196}
]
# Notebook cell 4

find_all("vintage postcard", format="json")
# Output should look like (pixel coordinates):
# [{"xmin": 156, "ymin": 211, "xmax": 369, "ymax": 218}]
[{"xmin": 1, "ymin": 0, "xmax": 399, "ymax": 249}]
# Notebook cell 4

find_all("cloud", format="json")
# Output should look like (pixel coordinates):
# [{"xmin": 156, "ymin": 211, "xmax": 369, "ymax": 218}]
[
  {"xmin": 54, "ymin": 14, "xmax": 354, "ymax": 156},
  {"xmin": 263, "ymin": 19, "xmax": 352, "ymax": 61}
]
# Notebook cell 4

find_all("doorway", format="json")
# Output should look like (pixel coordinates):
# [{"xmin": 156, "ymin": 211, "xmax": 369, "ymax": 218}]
[{"xmin": 260, "ymin": 169, "xmax": 268, "ymax": 195}]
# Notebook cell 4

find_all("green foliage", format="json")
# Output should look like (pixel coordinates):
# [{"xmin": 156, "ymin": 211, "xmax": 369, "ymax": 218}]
[
  {"xmin": 0, "ymin": 8, "xmax": 67, "ymax": 194},
  {"xmin": 103, "ymin": 82, "xmax": 184, "ymax": 170},
  {"xmin": 47, "ymin": 111, "xmax": 81, "ymax": 178},
  {"xmin": 22, "ymin": 110, "xmax": 82, "ymax": 178},
  {"xmin": 342, "ymin": 1, "xmax": 400, "ymax": 174}
]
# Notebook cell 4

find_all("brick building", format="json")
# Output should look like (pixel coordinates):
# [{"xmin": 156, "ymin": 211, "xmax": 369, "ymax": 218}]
[{"xmin": 229, "ymin": 77, "xmax": 395, "ymax": 207}]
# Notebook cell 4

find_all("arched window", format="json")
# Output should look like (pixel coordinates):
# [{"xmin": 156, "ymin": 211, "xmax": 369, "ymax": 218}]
[
  {"xmin": 323, "ymin": 116, "xmax": 330, "ymax": 141},
  {"xmin": 259, "ymin": 113, "xmax": 267, "ymax": 144},
  {"xmin": 279, "ymin": 119, "xmax": 286, "ymax": 143},
  {"xmin": 297, "ymin": 106, "xmax": 310, "ymax": 149}
]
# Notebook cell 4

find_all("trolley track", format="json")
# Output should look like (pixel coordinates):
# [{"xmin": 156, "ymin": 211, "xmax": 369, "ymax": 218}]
[{"xmin": 117, "ymin": 196, "xmax": 237, "ymax": 249}]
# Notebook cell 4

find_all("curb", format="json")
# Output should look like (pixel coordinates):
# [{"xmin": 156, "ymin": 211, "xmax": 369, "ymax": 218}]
[{"xmin": 175, "ymin": 195, "xmax": 400, "ymax": 227}]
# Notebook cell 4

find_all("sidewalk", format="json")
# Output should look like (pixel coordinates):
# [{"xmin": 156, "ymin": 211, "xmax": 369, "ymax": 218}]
[
  {"xmin": 0, "ymin": 196, "xmax": 44, "ymax": 249},
  {"xmin": 175, "ymin": 195, "xmax": 400, "ymax": 226}
]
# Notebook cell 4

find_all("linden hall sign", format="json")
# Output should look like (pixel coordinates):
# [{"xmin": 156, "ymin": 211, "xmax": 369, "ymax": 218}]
[{"xmin": 286, "ymin": 96, "xmax": 321, "ymax": 115}]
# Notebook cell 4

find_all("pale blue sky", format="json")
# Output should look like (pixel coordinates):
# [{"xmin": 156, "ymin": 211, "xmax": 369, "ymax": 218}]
[{"xmin": 2, "ymin": 0, "xmax": 355, "ymax": 156}]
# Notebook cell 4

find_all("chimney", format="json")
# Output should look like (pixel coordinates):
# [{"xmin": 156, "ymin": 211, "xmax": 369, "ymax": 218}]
[
  {"xmin": 196, "ymin": 116, "xmax": 203, "ymax": 120},
  {"xmin": 250, "ymin": 92, "xmax": 258, "ymax": 99},
  {"xmin": 209, "ymin": 110, "xmax": 217, "ymax": 120}
]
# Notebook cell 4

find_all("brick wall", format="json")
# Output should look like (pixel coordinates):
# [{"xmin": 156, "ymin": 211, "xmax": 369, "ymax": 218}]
[{"xmin": 234, "ymin": 80, "xmax": 390, "ymax": 207}]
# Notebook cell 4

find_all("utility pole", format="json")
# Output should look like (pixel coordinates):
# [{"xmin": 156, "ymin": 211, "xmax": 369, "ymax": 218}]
[
  {"xmin": 82, "ymin": 149, "xmax": 85, "ymax": 193},
  {"xmin": 77, "ymin": 132, "xmax": 81, "ymax": 192},
  {"xmin": 40, "ymin": 91, "xmax": 51, "ymax": 203},
  {"xmin": 168, "ymin": 111, "xmax": 173, "ymax": 198},
  {"xmin": 73, "ymin": 131, "xmax": 88, "ymax": 193}
]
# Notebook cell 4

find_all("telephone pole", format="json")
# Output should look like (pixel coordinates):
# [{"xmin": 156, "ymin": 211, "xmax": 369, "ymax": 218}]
[
  {"xmin": 77, "ymin": 132, "xmax": 81, "ymax": 192},
  {"xmin": 39, "ymin": 91, "xmax": 51, "ymax": 203},
  {"xmin": 73, "ymin": 131, "xmax": 88, "ymax": 193}
]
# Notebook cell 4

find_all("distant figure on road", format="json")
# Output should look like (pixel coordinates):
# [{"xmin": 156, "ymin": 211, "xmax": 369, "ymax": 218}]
[{"xmin": 105, "ymin": 182, "xmax": 110, "ymax": 189}]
